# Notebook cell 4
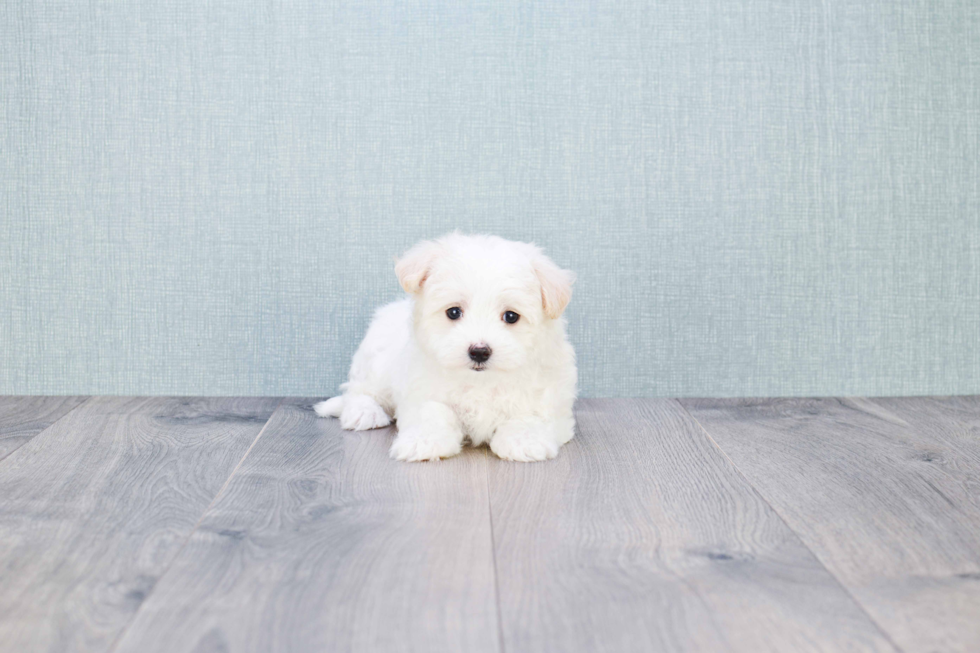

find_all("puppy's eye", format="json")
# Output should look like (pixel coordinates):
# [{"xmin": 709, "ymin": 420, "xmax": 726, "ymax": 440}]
[
  {"xmin": 503, "ymin": 311, "xmax": 520, "ymax": 324},
  {"xmin": 446, "ymin": 307, "xmax": 462, "ymax": 320}
]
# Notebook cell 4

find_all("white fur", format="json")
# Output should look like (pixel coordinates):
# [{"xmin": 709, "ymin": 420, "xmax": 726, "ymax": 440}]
[{"xmin": 315, "ymin": 233, "xmax": 577, "ymax": 462}]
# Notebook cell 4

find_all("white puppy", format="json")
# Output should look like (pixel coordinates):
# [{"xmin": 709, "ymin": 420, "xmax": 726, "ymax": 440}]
[{"xmin": 315, "ymin": 233, "xmax": 577, "ymax": 462}]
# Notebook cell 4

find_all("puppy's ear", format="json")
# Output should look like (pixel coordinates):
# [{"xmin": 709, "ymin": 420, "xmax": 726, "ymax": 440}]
[
  {"xmin": 395, "ymin": 240, "xmax": 440, "ymax": 294},
  {"xmin": 532, "ymin": 252, "xmax": 575, "ymax": 319}
]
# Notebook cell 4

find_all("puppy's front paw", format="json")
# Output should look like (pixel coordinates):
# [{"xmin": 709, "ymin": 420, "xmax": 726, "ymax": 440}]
[
  {"xmin": 389, "ymin": 426, "xmax": 462, "ymax": 462},
  {"xmin": 490, "ymin": 422, "xmax": 560, "ymax": 462}
]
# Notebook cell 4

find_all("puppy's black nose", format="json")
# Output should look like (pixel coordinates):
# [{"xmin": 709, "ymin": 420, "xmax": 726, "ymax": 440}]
[{"xmin": 468, "ymin": 344, "xmax": 492, "ymax": 364}]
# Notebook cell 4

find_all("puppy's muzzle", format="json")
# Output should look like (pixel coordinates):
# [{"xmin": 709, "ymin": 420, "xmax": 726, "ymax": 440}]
[{"xmin": 468, "ymin": 344, "xmax": 492, "ymax": 364}]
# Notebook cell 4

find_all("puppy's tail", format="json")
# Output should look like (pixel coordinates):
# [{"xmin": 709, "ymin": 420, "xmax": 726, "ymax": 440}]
[{"xmin": 313, "ymin": 396, "xmax": 344, "ymax": 418}]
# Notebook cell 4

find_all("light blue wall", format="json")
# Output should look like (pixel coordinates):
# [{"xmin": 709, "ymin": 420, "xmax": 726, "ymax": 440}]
[{"xmin": 2, "ymin": 1, "xmax": 978, "ymax": 398}]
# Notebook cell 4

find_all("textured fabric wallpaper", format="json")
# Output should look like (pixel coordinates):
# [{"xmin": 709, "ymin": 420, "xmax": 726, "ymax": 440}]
[{"xmin": 2, "ymin": 1, "xmax": 978, "ymax": 398}]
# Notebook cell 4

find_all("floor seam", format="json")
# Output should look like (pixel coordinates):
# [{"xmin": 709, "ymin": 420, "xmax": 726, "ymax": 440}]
[
  {"xmin": 673, "ymin": 398, "xmax": 907, "ymax": 653},
  {"xmin": 484, "ymin": 447, "xmax": 507, "ymax": 653},
  {"xmin": 104, "ymin": 396, "xmax": 286, "ymax": 653},
  {"xmin": 0, "ymin": 396, "xmax": 94, "ymax": 467}
]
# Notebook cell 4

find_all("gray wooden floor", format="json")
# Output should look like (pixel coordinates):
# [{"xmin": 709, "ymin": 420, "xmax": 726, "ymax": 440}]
[{"xmin": 1, "ymin": 397, "xmax": 978, "ymax": 653}]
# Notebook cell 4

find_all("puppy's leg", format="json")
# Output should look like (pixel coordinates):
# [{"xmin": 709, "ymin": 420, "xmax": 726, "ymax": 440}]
[
  {"xmin": 316, "ymin": 393, "xmax": 392, "ymax": 431},
  {"xmin": 316, "ymin": 299, "xmax": 410, "ymax": 429},
  {"xmin": 313, "ymin": 396, "xmax": 344, "ymax": 417},
  {"xmin": 490, "ymin": 418, "xmax": 573, "ymax": 462},
  {"xmin": 390, "ymin": 401, "xmax": 464, "ymax": 462}
]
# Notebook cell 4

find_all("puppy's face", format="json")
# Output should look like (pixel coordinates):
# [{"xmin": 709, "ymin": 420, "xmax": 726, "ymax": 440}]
[{"xmin": 396, "ymin": 235, "xmax": 574, "ymax": 373}]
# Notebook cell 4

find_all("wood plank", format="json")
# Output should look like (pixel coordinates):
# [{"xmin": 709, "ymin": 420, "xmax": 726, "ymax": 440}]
[
  {"xmin": 681, "ymin": 397, "xmax": 980, "ymax": 653},
  {"xmin": 112, "ymin": 398, "xmax": 499, "ymax": 653},
  {"xmin": 0, "ymin": 396, "xmax": 88, "ymax": 462},
  {"xmin": 869, "ymin": 396, "xmax": 980, "ymax": 470},
  {"xmin": 0, "ymin": 396, "xmax": 280, "ymax": 653},
  {"xmin": 488, "ymin": 398, "xmax": 896, "ymax": 653}
]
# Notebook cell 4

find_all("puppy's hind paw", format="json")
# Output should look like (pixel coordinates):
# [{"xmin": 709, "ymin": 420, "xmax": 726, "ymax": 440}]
[
  {"xmin": 338, "ymin": 394, "xmax": 392, "ymax": 431},
  {"xmin": 490, "ymin": 422, "xmax": 561, "ymax": 462},
  {"xmin": 389, "ymin": 427, "xmax": 462, "ymax": 462},
  {"xmin": 314, "ymin": 396, "xmax": 344, "ymax": 418}
]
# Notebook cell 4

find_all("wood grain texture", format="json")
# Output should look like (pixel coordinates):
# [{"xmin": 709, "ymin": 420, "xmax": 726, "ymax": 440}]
[
  {"xmin": 112, "ymin": 398, "xmax": 499, "ymax": 653},
  {"xmin": 0, "ymin": 396, "xmax": 88, "ymax": 461},
  {"xmin": 0, "ymin": 396, "xmax": 279, "ymax": 653},
  {"xmin": 869, "ymin": 396, "xmax": 980, "ymax": 472},
  {"xmin": 487, "ymin": 398, "xmax": 896, "ymax": 653},
  {"xmin": 681, "ymin": 397, "xmax": 980, "ymax": 653}
]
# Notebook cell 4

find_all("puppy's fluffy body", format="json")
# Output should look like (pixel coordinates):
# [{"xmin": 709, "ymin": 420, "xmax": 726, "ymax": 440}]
[{"xmin": 315, "ymin": 233, "xmax": 577, "ymax": 462}]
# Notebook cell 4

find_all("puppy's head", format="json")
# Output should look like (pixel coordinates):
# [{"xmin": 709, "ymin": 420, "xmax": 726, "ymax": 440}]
[{"xmin": 396, "ymin": 233, "xmax": 574, "ymax": 373}]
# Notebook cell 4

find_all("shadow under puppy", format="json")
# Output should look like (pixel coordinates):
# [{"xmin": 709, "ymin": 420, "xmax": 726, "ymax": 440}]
[{"xmin": 315, "ymin": 233, "xmax": 577, "ymax": 462}]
